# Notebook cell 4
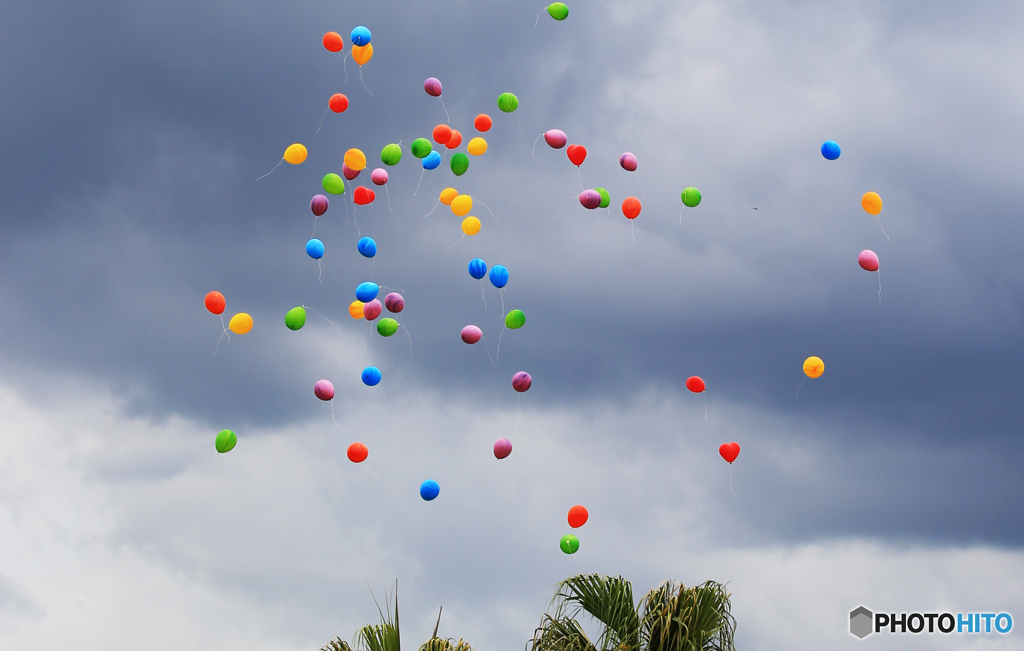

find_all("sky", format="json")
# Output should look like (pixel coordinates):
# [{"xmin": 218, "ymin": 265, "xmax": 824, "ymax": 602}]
[{"xmin": 1, "ymin": 0, "xmax": 1023, "ymax": 649}]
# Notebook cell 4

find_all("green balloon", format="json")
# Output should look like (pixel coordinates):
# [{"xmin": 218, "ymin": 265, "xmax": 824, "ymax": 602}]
[
  {"xmin": 322, "ymin": 173, "xmax": 346, "ymax": 195},
  {"xmin": 595, "ymin": 187, "xmax": 610, "ymax": 209},
  {"xmin": 215, "ymin": 429, "xmax": 237, "ymax": 454},
  {"xmin": 410, "ymin": 138, "xmax": 433, "ymax": 159},
  {"xmin": 381, "ymin": 144, "xmax": 403, "ymax": 166},
  {"xmin": 559, "ymin": 534, "xmax": 579, "ymax": 554},
  {"xmin": 285, "ymin": 306, "xmax": 306, "ymax": 331},
  {"xmin": 450, "ymin": 152, "xmax": 469, "ymax": 176},
  {"xmin": 681, "ymin": 187, "xmax": 702, "ymax": 208},
  {"xmin": 547, "ymin": 3, "xmax": 569, "ymax": 20},
  {"xmin": 505, "ymin": 309, "xmax": 526, "ymax": 330},
  {"xmin": 377, "ymin": 318, "xmax": 399, "ymax": 337},
  {"xmin": 497, "ymin": 92, "xmax": 519, "ymax": 113}
]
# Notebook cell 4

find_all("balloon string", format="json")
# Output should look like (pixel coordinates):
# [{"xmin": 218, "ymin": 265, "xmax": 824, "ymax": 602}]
[
  {"xmin": 213, "ymin": 315, "xmax": 230, "ymax": 356},
  {"xmin": 534, "ymin": 7, "xmax": 544, "ymax": 28},
  {"xmin": 479, "ymin": 335, "xmax": 498, "ymax": 367},
  {"xmin": 255, "ymin": 158, "xmax": 282, "ymax": 181},
  {"xmin": 551, "ymin": 196, "xmax": 573, "ymax": 220},
  {"xmin": 439, "ymin": 96, "xmax": 451, "ymax": 124},
  {"xmin": 330, "ymin": 401, "xmax": 343, "ymax": 430},
  {"xmin": 631, "ymin": 220, "xmax": 635, "ymax": 242},
  {"xmin": 729, "ymin": 466, "xmax": 736, "ymax": 497},
  {"xmin": 404, "ymin": 325, "xmax": 413, "ymax": 356},
  {"xmin": 342, "ymin": 52, "xmax": 349, "ymax": 83},
  {"xmin": 385, "ymin": 185, "xmax": 392, "ymax": 213},
  {"xmin": 304, "ymin": 305, "xmax": 335, "ymax": 326},
  {"xmin": 443, "ymin": 234, "xmax": 464, "ymax": 256},
  {"xmin": 577, "ymin": 167, "xmax": 584, "ymax": 191},
  {"xmin": 796, "ymin": 377, "xmax": 806, "ymax": 398},
  {"xmin": 877, "ymin": 269, "xmax": 882, "ymax": 303},
  {"xmin": 499, "ymin": 288, "xmax": 506, "ymax": 319},
  {"xmin": 476, "ymin": 199, "xmax": 499, "ymax": 220},
  {"xmin": 311, "ymin": 218, "xmax": 317, "ymax": 238},
  {"xmin": 496, "ymin": 327, "xmax": 505, "ymax": 362},
  {"xmin": 315, "ymin": 109, "xmax": 329, "ymax": 135},
  {"xmin": 679, "ymin": 206, "xmax": 684, "ymax": 225},
  {"xmin": 635, "ymin": 172, "xmax": 647, "ymax": 200},
  {"xmin": 877, "ymin": 217, "xmax": 889, "ymax": 242},
  {"xmin": 317, "ymin": 260, "xmax": 324, "ymax": 286},
  {"xmin": 532, "ymin": 133, "xmax": 543, "ymax": 156},
  {"xmin": 353, "ymin": 208, "xmax": 361, "ymax": 236},
  {"xmin": 704, "ymin": 392, "xmax": 708, "ymax": 421},
  {"xmin": 423, "ymin": 200, "xmax": 440, "ymax": 218},
  {"xmin": 359, "ymin": 66, "xmax": 374, "ymax": 97},
  {"xmin": 413, "ymin": 169, "xmax": 425, "ymax": 196},
  {"xmin": 481, "ymin": 281, "xmax": 487, "ymax": 311}
]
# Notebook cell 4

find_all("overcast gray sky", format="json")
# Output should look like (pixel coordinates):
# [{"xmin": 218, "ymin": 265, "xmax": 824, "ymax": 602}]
[{"xmin": 1, "ymin": 1, "xmax": 1023, "ymax": 649}]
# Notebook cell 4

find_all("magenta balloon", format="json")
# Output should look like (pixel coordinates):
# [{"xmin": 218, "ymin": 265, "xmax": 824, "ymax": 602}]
[
  {"xmin": 342, "ymin": 163, "xmax": 360, "ymax": 181},
  {"xmin": 384, "ymin": 292, "xmax": 404, "ymax": 313},
  {"xmin": 858, "ymin": 250, "xmax": 880, "ymax": 272},
  {"xmin": 371, "ymin": 168, "xmax": 388, "ymax": 186},
  {"xmin": 363, "ymin": 299, "xmax": 382, "ymax": 321},
  {"xmin": 424, "ymin": 77, "xmax": 442, "ymax": 97},
  {"xmin": 493, "ymin": 438, "xmax": 513, "ymax": 459},
  {"xmin": 461, "ymin": 325, "xmax": 482, "ymax": 344},
  {"xmin": 310, "ymin": 194, "xmax": 329, "ymax": 216},
  {"xmin": 619, "ymin": 152, "xmax": 638, "ymax": 172},
  {"xmin": 544, "ymin": 129, "xmax": 567, "ymax": 149},
  {"xmin": 314, "ymin": 379, "xmax": 335, "ymax": 401},
  {"xmin": 579, "ymin": 190, "xmax": 601, "ymax": 209},
  {"xmin": 512, "ymin": 371, "xmax": 532, "ymax": 393}
]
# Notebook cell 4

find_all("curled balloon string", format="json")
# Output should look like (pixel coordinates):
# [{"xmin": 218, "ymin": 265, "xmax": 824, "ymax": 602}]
[
  {"xmin": 499, "ymin": 288, "xmax": 506, "ymax": 319},
  {"xmin": 342, "ymin": 189, "xmax": 351, "ymax": 225},
  {"xmin": 877, "ymin": 269, "xmax": 882, "ymax": 303},
  {"xmin": 877, "ymin": 217, "xmax": 889, "ymax": 242},
  {"xmin": 342, "ymin": 52, "xmax": 350, "ymax": 83},
  {"xmin": 634, "ymin": 172, "xmax": 647, "ymax": 200},
  {"xmin": 531, "ymin": 133, "xmax": 543, "ymax": 156},
  {"xmin": 438, "ymin": 96, "xmax": 451, "ymax": 124},
  {"xmin": 303, "ymin": 305, "xmax": 335, "ymax": 326},
  {"xmin": 317, "ymin": 259, "xmax": 324, "ymax": 286},
  {"xmin": 729, "ymin": 465, "xmax": 737, "ymax": 497},
  {"xmin": 443, "ymin": 233, "xmax": 465, "ymax": 256},
  {"xmin": 329, "ymin": 400, "xmax": 343, "ymax": 430},
  {"xmin": 352, "ymin": 209, "xmax": 361, "ymax": 237},
  {"xmin": 385, "ymin": 185, "xmax": 392, "ymax": 213},
  {"xmin": 577, "ymin": 167, "xmax": 584, "ymax": 192},
  {"xmin": 255, "ymin": 158, "xmax": 282, "ymax": 181},
  {"xmin": 796, "ymin": 376, "xmax": 806, "ymax": 398},
  {"xmin": 358, "ymin": 66, "xmax": 374, "ymax": 97},
  {"xmin": 423, "ymin": 199, "xmax": 440, "ymax": 218},
  {"xmin": 413, "ymin": 169, "xmax": 425, "ymax": 196},
  {"xmin": 315, "ymin": 108, "xmax": 329, "ymax": 135},
  {"xmin": 404, "ymin": 324, "xmax": 413, "ymax": 356},
  {"xmin": 476, "ymin": 199, "xmax": 499, "ymax": 221}
]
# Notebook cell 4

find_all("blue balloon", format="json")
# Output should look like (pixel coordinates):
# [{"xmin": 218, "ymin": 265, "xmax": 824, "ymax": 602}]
[
  {"xmin": 357, "ymin": 237, "xmax": 377, "ymax": 258},
  {"xmin": 351, "ymin": 25, "xmax": 371, "ymax": 46},
  {"xmin": 489, "ymin": 265, "xmax": 509, "ymax": 289},
  {"xmin": 355, "ymin": 282, "xmax": 379, "ymax": 302},
  {"xmin": 468, "ymin": 258, "xmax": 488, "ymax": 280},
  {"xmin": 821, "ymin": 140, "xmax": 841, "ymax": 160},
  {"xmin": 420, "ymin": 479, "xmax": 440, "ymax": 501},
  {"xmin": 361, "ymin": 366, "xmax": 382, "ymax": 386},
  {"xmin": 306, "ymin": 238, "xmax": 324, "ymax": 260},
  {"xmin": 422, "ymin": 151, "xmax": 442, "ymax": 170}
]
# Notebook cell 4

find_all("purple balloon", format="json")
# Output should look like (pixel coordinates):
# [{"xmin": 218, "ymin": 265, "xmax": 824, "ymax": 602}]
[
  {"xmin": 512, "ymin": 371, "xmax": 532, "ymax": 393},
  {"xmin": 424, "ymin": 77, "xmax": 443, "ymax": 97},
  {"xmin": 310, "ymin": 194, "xmax": 329, "ymax": 217},
  {"xmin": 363, "ymin": 299, "xmax": 382, "ymax": 321},
  {"xmin": 619, "ymin": 152, "xmax": 638, "ymax": 172},
  {"xmin": 579, "ymin": 190, "xmax": 601, "ymax": 210},
  {"xmin": 493, "ymin": 438, "xmax": 513, "ymax": 460},
  {"xmin": 384, "ymin": 292, "xmax": 405, "ymax": 313},
  {"xmin": 342, "ymin": 163, "xmax": 361, "ymax": 181},
  {"xmin": 371, "ymin": 168, "xmax": 388, "ymax": 186},
  {"xmin": 461, "ymin": 325, "xmax": 482, "ymax": 344},
  {"xmin": 314, "ymin": 379, "xmax": 335, "ymax": 401},
  {"xmin": 544, "ymin": 129, "xmax": 567, "ymax": 149}
]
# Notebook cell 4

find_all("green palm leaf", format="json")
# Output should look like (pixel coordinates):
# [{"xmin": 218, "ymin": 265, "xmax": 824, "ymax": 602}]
[{"xmin": 553, "ymin": 574, "xmax": 640, "ymax": 651}]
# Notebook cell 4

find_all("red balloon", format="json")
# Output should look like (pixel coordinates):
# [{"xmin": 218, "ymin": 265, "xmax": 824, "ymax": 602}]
[
  {"xmin": 567, "ymin": 505, "xmax": 589, "ymax": 528},
  {"xmin": 322, "ymin": 32, "xmax": 344, "ymax": 53},
  {"xmin": 566, "ymin": 144, "xmax": 587, "ymax": 166},
  {"xmin": 446, "ymin": 129, "xmax": 463, "ymax": 150},
  {"xmin": 347, "ymin": 442, "xmax": 368, "ymax": 463},
  {"xmin": 433, "ymin": 124, "xmax": 452, "ymax": 144},
  {"xmin": 329, "ymin": 93, "xmax": 349, "ymax": 113},
  {"xmin": 685, "ymin": 376, "xmax": 706, "ymax": 393},
  {"xmin": 622, "ymin": 197, "xmax": 641, "ymax": 220},
  {"xmin": 474, "ymin": 114, "xmax": 492, "ymax": 132},
  {"xmin": 353, "ymin": 186, "xmax": 375, "ymax": 205},
  {"xmin": 204, "ymin": 291, "xmax": 225, "ymax": 315},
  {"xmin": 719, "ymin": 442, "xmax": 740, "ymax": 464}
]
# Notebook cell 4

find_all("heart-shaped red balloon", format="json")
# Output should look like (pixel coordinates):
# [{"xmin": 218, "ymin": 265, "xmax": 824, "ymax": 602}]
[
  {"xmin": 719, "ymin": 442, "xmax": 740, "ymax": 464},
  {"xmin": 567, "ymin": 144, "xmax": 587, "ymax": 166},
  {"xmin": 353, "ymin": 186, "xmax": 375, "ymax": 205}
]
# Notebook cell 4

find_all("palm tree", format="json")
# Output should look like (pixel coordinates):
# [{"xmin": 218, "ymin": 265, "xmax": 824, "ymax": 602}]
[{"xmin": 528, "ymin": 574, "xmax": 736, "ymax": 651}]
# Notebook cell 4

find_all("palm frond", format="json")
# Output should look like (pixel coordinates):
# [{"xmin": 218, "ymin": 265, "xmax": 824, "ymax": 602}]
[
  {"xmin": 356, "ymin": 582, "xmax": 401, "ymax": 651},
  {"xmin": 321, "ymin": 638, "xmax": 354, "ymax": 651},
  {"xmin": 553, "ymin": 574, "xmax": 640, "ymax": 651},
  {"xmin": 528, "ymin": 614, "xmax": 598, "ymax": 651},
  {"xmin": 639, "ymin": 581, "xmax": 735, "ymax": 651}
]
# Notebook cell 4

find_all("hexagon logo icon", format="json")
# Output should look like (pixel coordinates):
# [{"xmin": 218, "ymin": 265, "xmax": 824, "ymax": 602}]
[{"xmin": 850, "ymin": 606, "xmax": 873, "ymax": 639}]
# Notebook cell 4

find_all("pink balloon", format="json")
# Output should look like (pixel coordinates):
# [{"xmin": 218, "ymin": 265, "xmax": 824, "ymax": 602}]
[
  {"xmin": 493, "ymin": 438, "xmax": 512, "ymax": 460},
  {"xmin": 314, "ymin": 379, "xmax": 335, "ymax": 401},
  {"xmin": 858, "ymin": 250, "xmax": 879, "ymax": 272},
  {"xmin": 579, "ymin": 190, "xmax": 601, "ymax": 209},
  {"xmin": 461, "ymin": 325, "xmax": 482, "ymax": 344},
  {"xmin": 512, "ymin": 371, "xmax": 532, "ymax": 393},
  {"xmin": 371, "ymin": 168, "xmax": 388, "ymax": 186},
  {"xmin": 342, "ymin": 163, "xmax": 360, "ymax": 181},
  {"xmin": 544, "ymin": 129, "xmax": 567, "ymax": 149},
  {"xmin": 384, "ymin": 292, "xmax": 404, "ymax": 313},
  {"xmin": 619, "ymin": 152, "xmax": 638, "ymax": 171},
  {"xmin": 424, "ymin": 77, "xmax": 442, "ymax": 97},
  {"xmin": 363, "ymin": 299, "xmax": 382, "ymax": 321}
]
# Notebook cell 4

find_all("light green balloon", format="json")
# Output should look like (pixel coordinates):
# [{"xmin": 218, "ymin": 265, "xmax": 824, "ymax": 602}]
[
  {"xmin": 547, "ymin": 3, "xmax": 569, "ymax": 20},
  {"xmin": 377, "ymin": 318, "xmax": 399, "ymax": 337},
  {"xmin": 322, "ymin": 173, "xmax": 346, "ymax": 195},
  {"xmin": 381, "ymin": 144, "xmax": 403, "ymax": 166},
  {"xmin": 215, "ymin": 429, "xmax": 237, "ymax": 454},
  {"xmin": 285, "ymin": 306, "xmax": 306, "ymax": 331},
  {"xmin": 560, "ymin": 534, "xmax": 579, "ymax": 554},
  {"xmin": 681, "ymin": 187, "xmax": 702, "ymax": 208},
  {"xmin": 505, "ymin": 309, "xmax": 525, "ymax": 330},
  {"xmin": 595, "ymin": 187, "xmax": 610, "ymax": 209},
  {"xmin": 497, "ymin": 92, "xmax": 519, "ymax": 113},
  {"xmin": 410, "ymin": 138, "xmax": 433, "ymax": 159},
  {"xmin": 450, "ymin": 153, "xmax": 469, "ymax": 176}
]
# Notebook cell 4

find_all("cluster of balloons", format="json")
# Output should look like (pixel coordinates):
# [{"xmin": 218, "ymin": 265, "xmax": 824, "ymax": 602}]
[
  {"xmin": 205, "ymin": 291, "xmax": 252, "ymax": 335},
  {"xmin": 560, "ymin": 504, "xmax": 588, "ymax": 554}
]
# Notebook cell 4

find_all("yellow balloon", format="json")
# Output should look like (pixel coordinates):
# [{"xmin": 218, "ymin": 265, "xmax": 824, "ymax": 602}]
[
  {"xmin": 803, "ymin": 356, "xmax": 824, "ymax": 379},
  {"xmin": 462, "ymin": 216, "xmax": 481, "ymax": 236},
  {"xmin": 344, "ymin": 148, "xmax": 367, "ymax": 171},
  {"xmin": 283, "ymin": 143, "xmax": 307, "ymax": 165},
  {"xmin": 352, "ymin": 43, "xmax": 373, "ymax": 66},
  {"xmin": 349, "ymin": 301, "xmax": 365, "ymax": 319},
  {"xmin": 229, "ymin": 313, "xmax": 253, "ymax": 335},
  {"xmin": 467, "ymin": 137, "xmax": 488, "ymax": 156},
  {"xmin": 451, "ymin": 194, "xmax": 473, "ymax": 217},
  {"xmin": 861, "ymin": 192, "xmax": 882, "ymax": 216},
  {"xmin": 440, "ymin": 187, "xmax": 458, "ymax": 206}
]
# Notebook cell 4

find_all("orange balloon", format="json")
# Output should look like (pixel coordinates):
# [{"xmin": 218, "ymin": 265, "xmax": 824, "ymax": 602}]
[
  {"xmin": 329, "ymin": 93, "xmax": 349, "ymax": 113},
  {"xmin": 861, "ymin": 192, "xmax": 882, "ymax": 215},
  {"xmin": 622, "ymin": 197, "xmax": 642, "ymax": 220},
  {"xmin": 349, "ymin": 301, "xmax": 365, "ymax": 319},
  {"xmin": 351, "ymin": 43, "xmax": 373, "ymax": 66},
  {"xmin": 204, "ymin": 291, "xmax": 225, "ymax": 315},
  {"xmin": 347, "ymin": 442, "xmax": 368, "ymax": 463},
  {"xmin": 432, "ymin": 124, "xmax": 452, "ymax": 145},
  {"xmin": 474, "ymin": 114, "xmax": 492, "ymax": 132},
  {"xmin": 446, "ymin": 129, "xmax": 463, "ymax": 150},
  {"xmin": 323, "ymin": 32, "xmax": 343, "ymax": 53},
  {"xmin": 567, "ymin": 505, "xmax": 589, "ymax": 529},
  {"xmin": 439, "ymin": 187, "xmax": 458, "ymax": 206}
]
